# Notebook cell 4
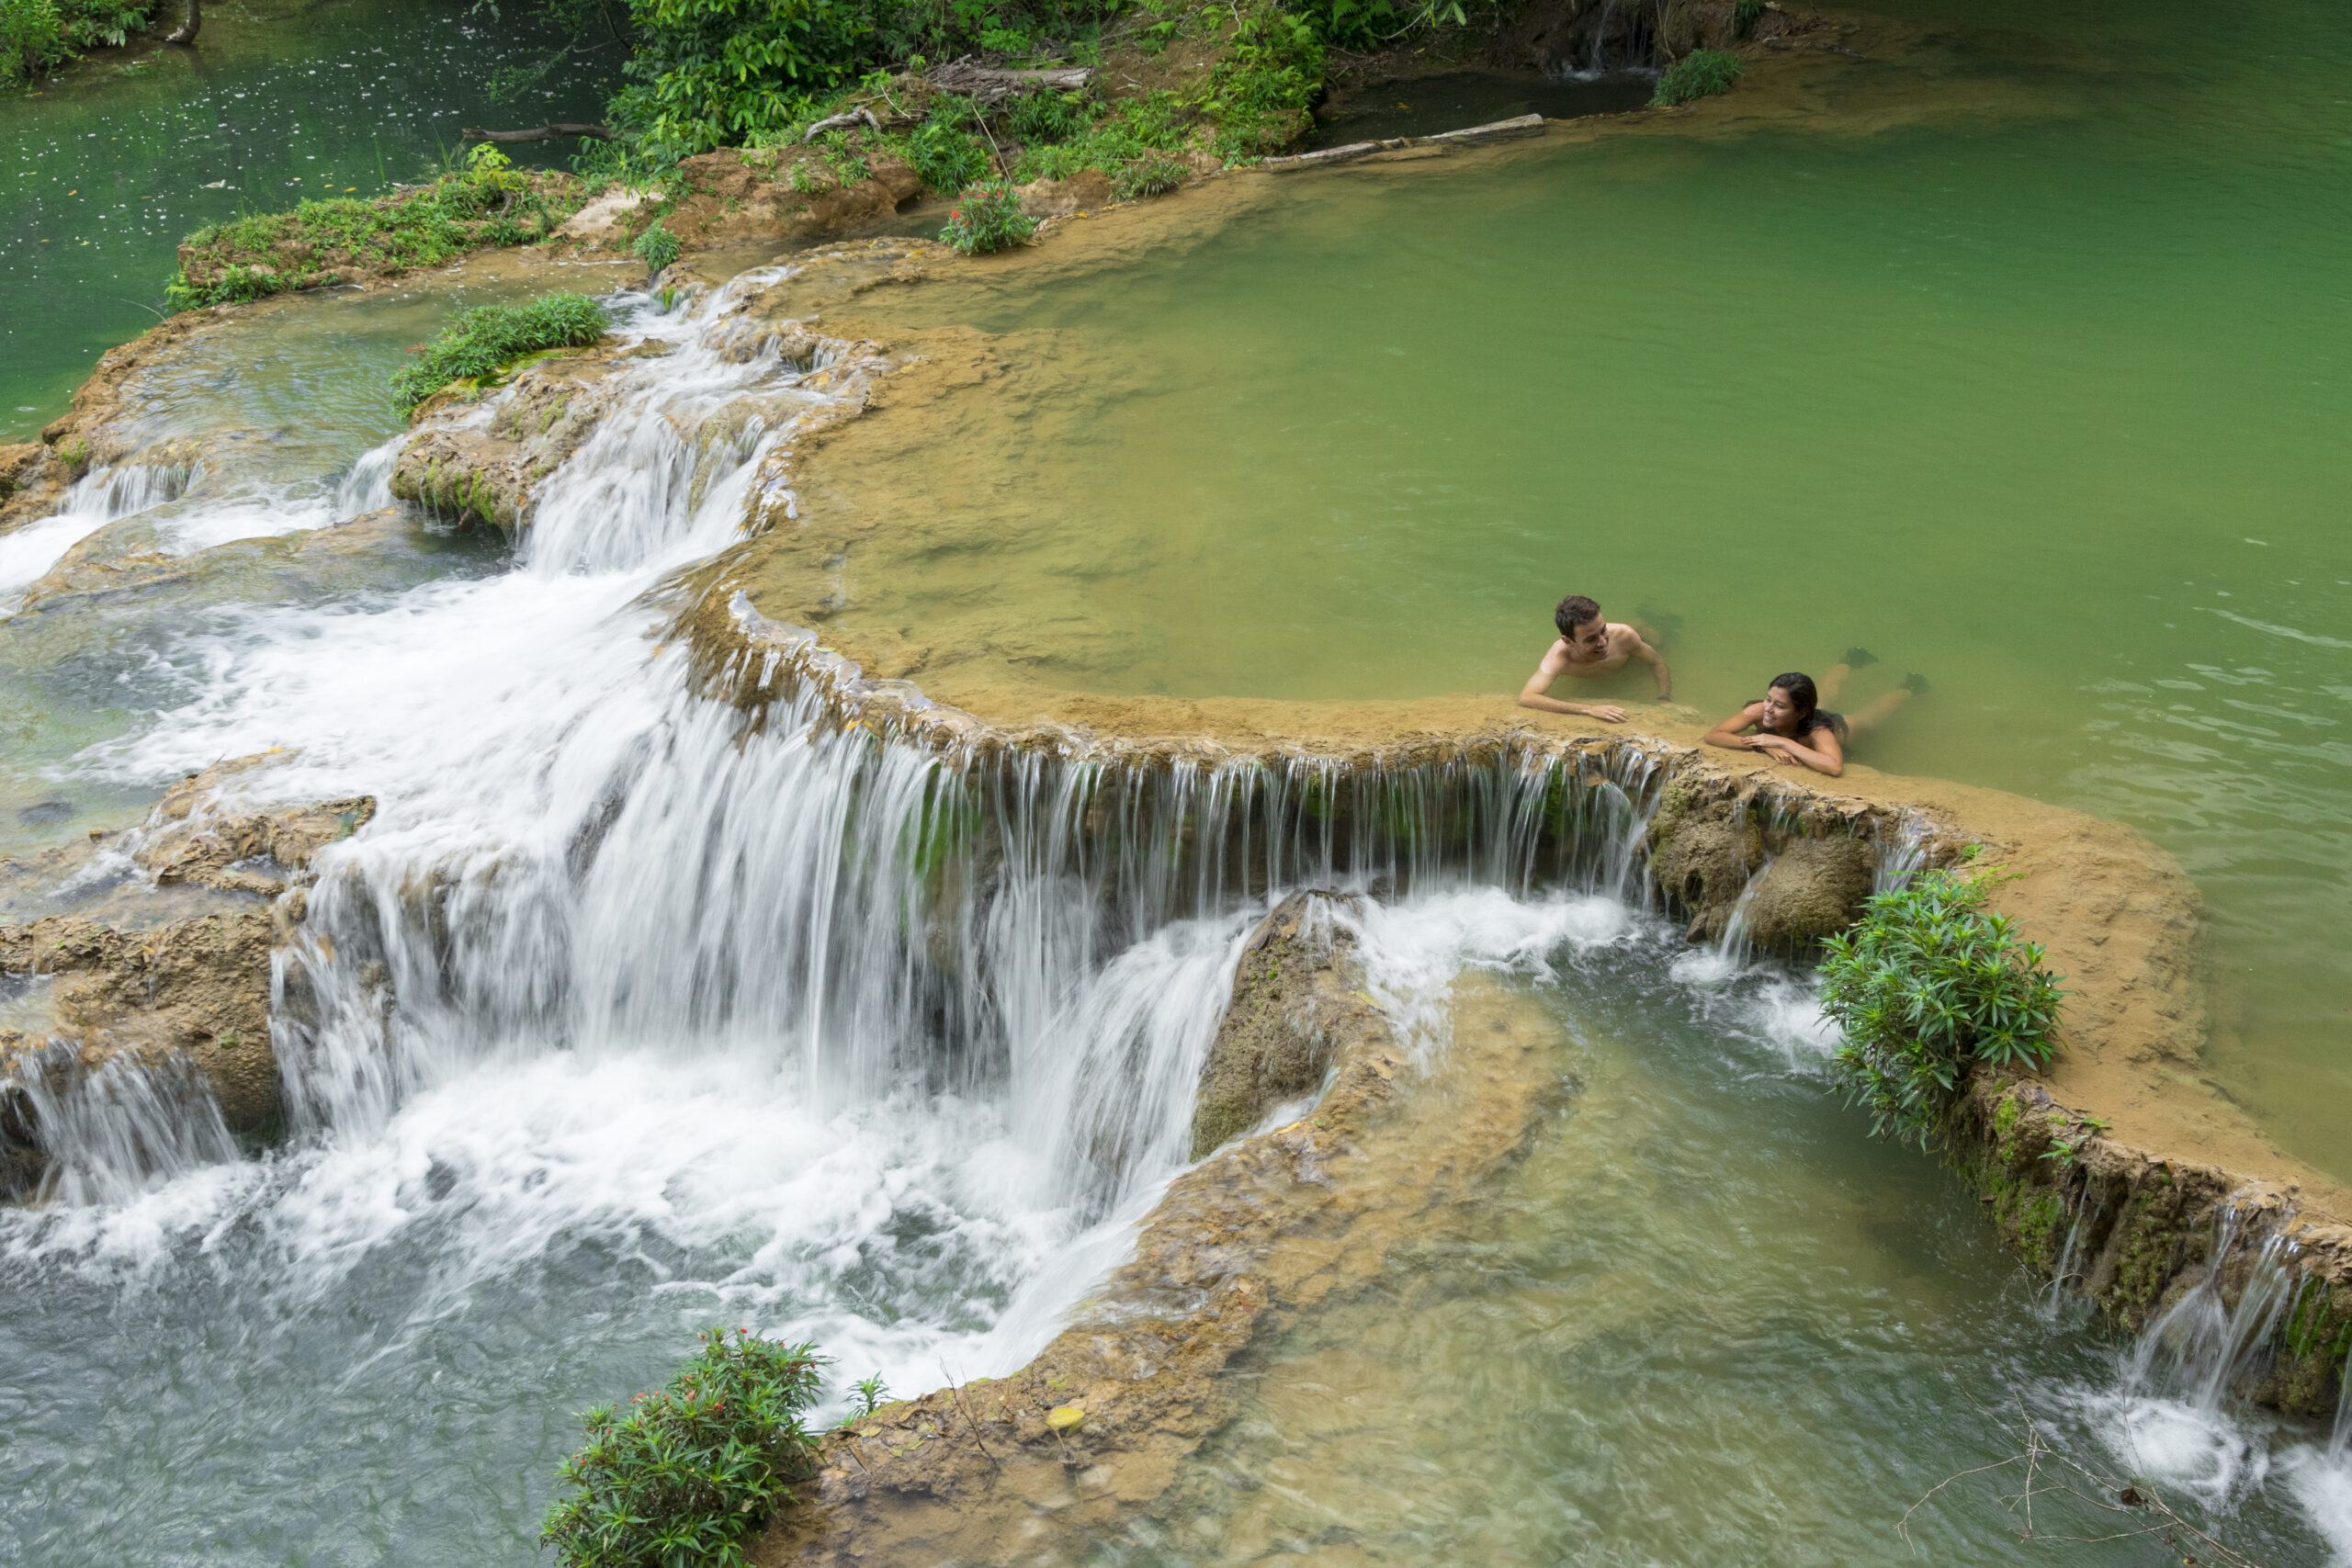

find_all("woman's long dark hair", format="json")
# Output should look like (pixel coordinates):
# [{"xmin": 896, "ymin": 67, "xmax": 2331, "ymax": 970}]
[
  {"xmin": 1769, "ymin": 671, "xmax": 1848, "ymax": 739},
  {"xmin": 1769, "ymin": 671, "xmax": 1819, "ymax": 723}
]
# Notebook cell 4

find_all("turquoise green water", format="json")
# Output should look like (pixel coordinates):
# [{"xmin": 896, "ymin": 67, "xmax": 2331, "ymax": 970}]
[
  {"xmin": 854, "ymin": 3, "xmax": 2352, "ymax": 1180},
  {"xmin": 0, "ymin": 0, "xmax": 615, "ymax": 441}
]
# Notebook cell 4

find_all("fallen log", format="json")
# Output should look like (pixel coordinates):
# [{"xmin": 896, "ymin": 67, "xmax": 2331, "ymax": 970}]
[
  {"xmin": 926, "ymin": 57, "xmax": 1092, "ymax": 104},
  {"xmin": 459, "ymin": 122, "xmax": 615, "ymax": 143}
]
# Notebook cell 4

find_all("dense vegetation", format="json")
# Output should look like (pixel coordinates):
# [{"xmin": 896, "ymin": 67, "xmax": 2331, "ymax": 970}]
[
  {"xmin": 0, "ymin": 0, "xmax": 155, "ymax": 84},
  {"xmin": 390, "ymin": 291, "xmax": 609, "ymax": 414},
  {"xmin": 167, "ymin": 146, "xmax": 585, "ymax": 310},
  {"xmin": 1820, "ymin": 867, "xmax": 2066, "ymax": 1149},
  {"xmin": 541, "ymin": 1328, "xmax": 826, "ymax": 1568}
]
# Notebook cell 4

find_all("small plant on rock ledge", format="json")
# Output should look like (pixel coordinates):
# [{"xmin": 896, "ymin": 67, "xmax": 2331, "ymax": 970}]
[
  {"xmin": 541, "ymin": 1327, "xmax": 826, "ymax": 1568},
  {"xmin": 1819, "ymin": 866, "xmax": 2065, "ymax": 1149},
  {"xmin": 940, "ymin": 178, "xmax": 1035, "ymax": 255},
  {"xmin": 631, "ymin": 220, "xmax": 681, "ymax": 276},
  {"xmin": 1652, "ymin": 47, "xmax": 1744, "ymax": 107}
]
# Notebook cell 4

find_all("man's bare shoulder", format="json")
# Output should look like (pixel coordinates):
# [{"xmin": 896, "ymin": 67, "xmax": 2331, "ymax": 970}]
[{"xmin": 1605, "ymin": 622, "xmax": 1647, "ymax": 653}]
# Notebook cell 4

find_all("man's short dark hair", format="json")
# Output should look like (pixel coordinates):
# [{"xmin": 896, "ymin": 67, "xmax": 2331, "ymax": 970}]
[{"xmin": 1555, "ymin": 595, "xmax": 1603, "ymax": 637}]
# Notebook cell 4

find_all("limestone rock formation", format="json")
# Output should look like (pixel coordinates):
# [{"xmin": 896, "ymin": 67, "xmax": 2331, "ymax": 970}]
[
  {"xmin": 1739, "ymin": 834, "xmax": 1877, "ymax": 953},
  {"xmin": 390, "ymin": 348, "xmax": 633, "ymax": 530},
  {"xmin": 0, "ymin": 756, "xmax": 374, "ymax": 1201},
  {"xmin": 1190, "ymin": 890, "xmax": 1361, "ymax": 1157}
]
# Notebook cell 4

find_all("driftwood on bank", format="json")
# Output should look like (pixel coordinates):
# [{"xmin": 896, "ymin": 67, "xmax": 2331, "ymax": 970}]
[
  {"xmin": 163, "ymin": 0, "xmax": 198, "ymax": 45},
  {"xmin": 802, "ymin": 107, "xmax": 882, "ymax": 141},
  {"xmin": 925, "ymin": 57, "xmax": 1092, "ymax": 104},
  {"xmin": 459, "ymin": 122, "xmax": 615, "ymax": 144},
  {"xmin": 1259, "ymin": 113, "xmax": 1546, "ymax": 172}
]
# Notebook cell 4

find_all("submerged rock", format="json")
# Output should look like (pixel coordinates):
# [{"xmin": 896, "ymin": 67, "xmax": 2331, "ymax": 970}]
[{"xmin": 1190, "ymin": 889, "xmax": 1362, "ymax": 1158}]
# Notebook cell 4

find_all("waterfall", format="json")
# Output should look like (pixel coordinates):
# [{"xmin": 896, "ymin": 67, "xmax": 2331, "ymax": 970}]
[
  {"xmin": 0, "ymin": 1039, "xmax": 243, "ymax": 1208},
  {"xmin": 0, "ymin": 460, "xmax": 193, "ymax": 600},
  {"xmin": 2127, "ymin": 1208, "xmax": 2304, "ymax": 1414},
  {"xmin": 8, "ymin": 266, "xmax": 1665, "ymax": 1256}
]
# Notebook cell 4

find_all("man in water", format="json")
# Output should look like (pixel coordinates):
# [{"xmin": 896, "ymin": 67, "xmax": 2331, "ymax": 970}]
[{"xmin": 1515, "ymin": 594, "xmax": 1671, "ymax": 724}]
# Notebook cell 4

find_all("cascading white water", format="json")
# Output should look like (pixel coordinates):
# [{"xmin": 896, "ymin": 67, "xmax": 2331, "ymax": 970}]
[{"xmin": 0, "ymin": 461, "xmax": 191, "ymax": 600}]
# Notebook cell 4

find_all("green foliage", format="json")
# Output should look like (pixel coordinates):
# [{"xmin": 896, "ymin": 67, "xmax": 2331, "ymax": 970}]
[
  {"xmin": 542, "ymin": 1328, "xmax": 826, "ymax": 1568},
  {"xmin": 1114, "ymin": 147, "xmax": 1186, "ymax": 198},
  {"xmin": 939, "ymin": 176, "xmax": 1035, "ymax": 254},
  {"xmin": 1193, "ymin": 0, "xmax": 1323, "ymax": 162},
  {"xmin": 1733, "ymin": 0, "xmax": 1764, "ymax": 39},
  {"xmin": 909, "ymin": 113, "xmax": 989, "ymax": 193},
  {"xmin": 1651, "ymin": 47, "xmax": 1743, "ymax": 107},
  {"xmin": 390, "ymin": 292, "xmax": 610, "ymax": 415},
  {"xmin": 631, "ymin": 219, "xmax": 682, "ymax": 272},
  {"xmin": 2, "ymin": 0, "xmax": 154, "ymax": 83},
  {"xmin": 1008, "ymin": 87, "xmax": 1089, "ymax": 144},
  {"xmin": 1820, "ymin": 868, "xmax": 2066, "ymax": 1149},
  {"xmin": 166, "ymin": 167, "xmax": 586, "ymax": 311}
]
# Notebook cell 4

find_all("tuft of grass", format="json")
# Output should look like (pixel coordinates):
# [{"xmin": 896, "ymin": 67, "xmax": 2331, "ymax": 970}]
[
  {"xmin": 630, "ymin": 220, "xmax": 681, "ymax": 275},
  {"xmin": 1820, "ymin": 867, "xmax": 2066, "ymax": 1149},
  {"xmin": 542, "ymin": 1328, "xmax": 825, "ymax": 1568},
  {"xmin": 939, "ymin": 177, "xmax": 1035, "ymax": 254},
  {"xmin": 390, "ymin": 293, "xmax": 608, "ymax": 416},
  {"xmin": 1651, "ymin": 47, "xmax": 1744, "ymax": 107},
  {"xmin": 1114, "ymin": 148, "xmax": 1188, "ymax": 199}
]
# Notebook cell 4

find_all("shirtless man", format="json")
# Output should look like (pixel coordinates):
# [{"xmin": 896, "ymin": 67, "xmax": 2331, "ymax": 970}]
[{"xmin": 1515, "ymin": 594, "xmax": 1671, "ymax": 724}]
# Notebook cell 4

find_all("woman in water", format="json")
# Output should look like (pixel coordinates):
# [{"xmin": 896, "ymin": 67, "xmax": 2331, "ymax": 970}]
[{"xmin": 1703, "ymin": 651, "xmax": 1925, "ymax": 778}]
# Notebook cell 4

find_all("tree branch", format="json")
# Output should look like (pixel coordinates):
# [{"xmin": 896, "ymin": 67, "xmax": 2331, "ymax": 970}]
[{"xmin": 460, "ymin": 123, "xmax": 614, "ymax": 143}]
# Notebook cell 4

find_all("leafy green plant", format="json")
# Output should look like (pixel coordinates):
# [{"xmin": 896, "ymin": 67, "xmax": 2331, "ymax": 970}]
[
  {"xmin": 909, "ymin": 115, "xmax": 989, "ymax": 193},
  {"xmin": 1009, "ymin": 87, "xmax": 1088, "ymax": 144},
  {"xmin": 631, "ymin": 219, "xmax": 681, "ymax": 274},
  {"xmin": 1819, "ymin": 868, "xmax": 2066, "ymax": 1149},
  {"xmin": 542, "ymin": 1328, "xmax": 826, "ymax": 1568},
  {"xmin": 1651, "ymin": 47, "xmax": 1743, "ymax": 107},
  {"xmin": 390, "ymin": 292, "xmax": 609, "ymax": 415},
  {"xmin": 845, "ymin": 1373, "xmax": 889, "ymax": 1419},
  {"xmin": 2, "ymin": 0, "xmax": 155, "ymax": 84},
  {"xmin": 1734, "ymin": 0, "xmax": 1765, "ymax": 39},
  {"xmin": 1114, "ymin": 149, "xmax": 1186, "ymax": 199},
  {"xmin": 939, "ymin": 177, "xmax": 1035, "ymax": 254}
]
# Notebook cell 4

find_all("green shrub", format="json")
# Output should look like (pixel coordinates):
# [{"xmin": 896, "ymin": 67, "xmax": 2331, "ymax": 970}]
[
  {"xmin": 1651, "ymin": 47, "xmax": 1743, "ymax": 107},
  {"xmin": 631, "ymin": 220, "xmax": 682, "ymax": 274},
  {"xmin": 1733, "ymin": 0, "xmax": 1765, "ymax": 39},
  {"xmin": 1819, "ymin": 868, "xmax": 2066, "ymax": 1149},
  {"xmin": 909, "ymin": 115, "xmax": 989, "ymax": 193},
  {"xmin": 940, "ymin": 177, "xmax": 1035, "ymax": 254},
  {"xmin": 390, "ymin": 292, "xmax": 609, "ymax": 414},
  {"xmin": 1114, "ymin": 149, "xmax": 1187, "ymax": 199},
  {"xmin": 542, "ymin": 1328, "xmax": 825, "ymax": 1568},
  {"xmin": 2, "ymin": 0, "xmax": 154, "ymax": 84},
  {"xmin": 1009, "ymin": 87, "xmax": 1089, "ymax": 144}
]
